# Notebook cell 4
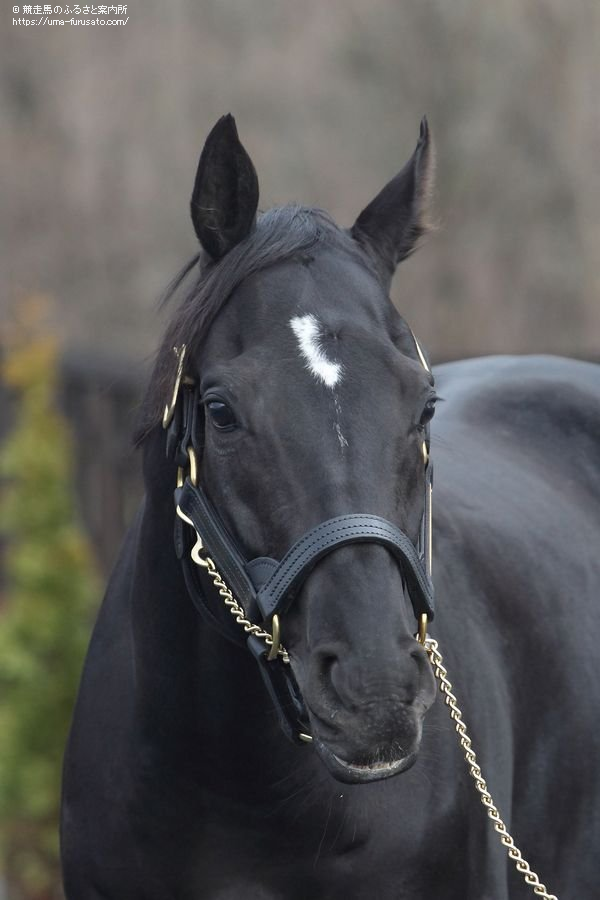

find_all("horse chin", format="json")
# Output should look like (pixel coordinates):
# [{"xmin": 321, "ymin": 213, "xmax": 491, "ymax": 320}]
[{"xmin": 313, "ymin": 738, "xmax": 419, "ymax": 784}]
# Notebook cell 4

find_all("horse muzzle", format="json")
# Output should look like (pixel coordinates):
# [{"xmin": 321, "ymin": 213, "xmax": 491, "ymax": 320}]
[{"xmin": 293, "ymin": 629, "xmax": 436, "ymax": 783}]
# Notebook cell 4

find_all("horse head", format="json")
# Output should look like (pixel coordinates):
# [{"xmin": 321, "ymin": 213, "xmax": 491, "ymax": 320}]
[{"xmin": 141, "ymin": 115, "xmax": 438, "ymax": 784}]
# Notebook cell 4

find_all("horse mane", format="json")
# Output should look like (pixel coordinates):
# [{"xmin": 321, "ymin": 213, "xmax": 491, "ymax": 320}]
[{"xmin": 134, "ymin": 205, "xmax": 372, "ymax": 445}]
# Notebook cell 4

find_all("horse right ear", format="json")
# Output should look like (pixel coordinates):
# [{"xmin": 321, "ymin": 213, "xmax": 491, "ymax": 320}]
[
  {"xmin": 190, "ymin": 114, "xmax": 259, "ymax": 262},
  {"xmin": 351, "ymin": 117, "xmax": 435, "ymax": 284}
]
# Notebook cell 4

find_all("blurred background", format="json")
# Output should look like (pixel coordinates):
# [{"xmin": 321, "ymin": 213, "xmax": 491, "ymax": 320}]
[{"xmin": 1, "ymin": 1, "xmax": 598, "ymax": 896}]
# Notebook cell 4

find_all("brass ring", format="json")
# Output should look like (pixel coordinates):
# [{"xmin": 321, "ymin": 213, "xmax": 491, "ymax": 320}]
[
  {"xmin": 188, "ymin": 446, "xmax": 198, "ymax": 487},
  {"xmin": 267, "ymin": 614, "xmax": 281, "ymax": 661},
  {"xmin": 417, "ymin": 613, "xmax": 428, "ymax": 645}
]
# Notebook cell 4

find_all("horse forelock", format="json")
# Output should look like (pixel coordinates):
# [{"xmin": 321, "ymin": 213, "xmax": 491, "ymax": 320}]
[{"xmin": 134, "ymin": 205, "xmax": 375, "ymax": 446}]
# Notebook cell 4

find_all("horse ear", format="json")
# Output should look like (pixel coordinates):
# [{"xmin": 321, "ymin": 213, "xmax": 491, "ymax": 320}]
[
  {"xmin": 190, "ymin": 114, "xmax": 259, "ymax": 261},
  {"xmin": 351, "ymin": 117, "xmax": 435, "ymax": 281}
]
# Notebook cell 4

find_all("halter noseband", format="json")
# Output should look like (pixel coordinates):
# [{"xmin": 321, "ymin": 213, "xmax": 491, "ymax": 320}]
[{"xmin": 165, "ymin": 339, "xmax": 434, "ymax": 743}]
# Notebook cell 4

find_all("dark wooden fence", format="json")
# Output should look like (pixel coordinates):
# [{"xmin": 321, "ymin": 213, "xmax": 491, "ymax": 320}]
[{"xmin": 60, "ymin": 351, "xmax": 146, "ymax": 576}]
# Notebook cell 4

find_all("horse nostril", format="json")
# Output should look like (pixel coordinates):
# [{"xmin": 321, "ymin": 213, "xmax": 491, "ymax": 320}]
[
  {"xmin": 319, "ymin": 653, "xmax": 339, "ymax": 686},
  {"xmin": 314, "ymin": 649, "xmax": 343, "ymax": 703},
  {"xmin": 319, "ymin": 653, "xmax": 337, "ymax": 676}
]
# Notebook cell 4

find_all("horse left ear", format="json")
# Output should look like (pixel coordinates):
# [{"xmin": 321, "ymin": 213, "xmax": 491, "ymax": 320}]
[
  {"xmin": 190, "ymin": 114, "xmax": 259, "ymax": 261},
  {"xmin": 351, "ymin": 117, "xmax": 435, "ymax": 281}
]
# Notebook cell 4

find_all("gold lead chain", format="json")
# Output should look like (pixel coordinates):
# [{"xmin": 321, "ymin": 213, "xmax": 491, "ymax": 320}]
[
  {"xmin": 188, "ymin": 537, "xmax": 290, "ymax": 663},
  {"xmin": 424, "ymin": 638, "xmax": 558, "ymax": 900},
  {"xmin": 178, "ymin": 489, "xmax": 556, "ymax": 894}
]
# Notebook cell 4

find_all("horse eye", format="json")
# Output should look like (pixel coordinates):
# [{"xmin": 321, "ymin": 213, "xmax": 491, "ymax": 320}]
[
  {"xmin": 206, "ymin": 400, "xmax": 237, "ymax": 430},
  {"xmin": 419, "ymin": 398, "xmax": 437, "ymax": 427}
]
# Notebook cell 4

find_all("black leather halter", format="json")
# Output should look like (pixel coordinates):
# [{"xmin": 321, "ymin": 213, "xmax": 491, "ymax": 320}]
[{"xmin": 165, "ymin": 346, "xmax": 435, "ymax": 743}]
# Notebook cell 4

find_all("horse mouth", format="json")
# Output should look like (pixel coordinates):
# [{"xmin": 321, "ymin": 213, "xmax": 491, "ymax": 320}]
[{"xmin": 314, "ymin": 739, "xmax": 418, "ymax": 784}]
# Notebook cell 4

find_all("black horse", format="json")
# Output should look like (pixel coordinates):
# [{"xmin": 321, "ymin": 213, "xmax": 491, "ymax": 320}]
[{"xmin": 61, "ymin": 115, "xmax": 600, "ymax": 899}]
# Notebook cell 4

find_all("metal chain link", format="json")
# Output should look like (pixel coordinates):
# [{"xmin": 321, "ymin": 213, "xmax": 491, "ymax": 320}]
[
  {"xmin": 424, "ymin": 637, "xmax": 558, "ymax": 900},
  {"xmin": 191, "ymin": 544, "xmax": 290, "ymax": 663}
]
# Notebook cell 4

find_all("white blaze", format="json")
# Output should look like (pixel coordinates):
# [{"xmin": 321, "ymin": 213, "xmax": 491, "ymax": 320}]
[
  {"xmin": 289, "ymin": 314, "xmax": 342, "ymax": 388},
  {"xmin": 290, "ymin": 314, "xmax": 348, "ymax": 450}
]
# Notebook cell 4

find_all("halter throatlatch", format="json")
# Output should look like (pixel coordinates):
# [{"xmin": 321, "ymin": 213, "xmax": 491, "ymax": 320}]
[{"xmin": 165, "ymin": 341, "xmax": 434, "ymax": 743}]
